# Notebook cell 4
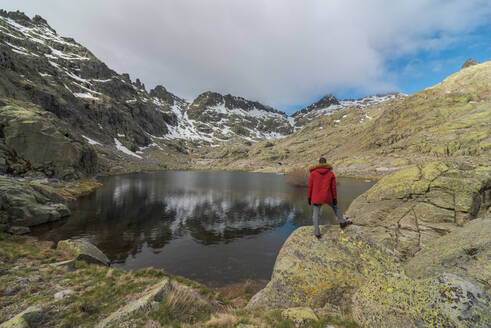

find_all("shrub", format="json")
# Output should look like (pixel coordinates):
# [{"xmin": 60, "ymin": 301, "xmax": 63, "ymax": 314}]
[{"xmin": 287, "ymin": 168, "xmax": 309, "ymax": 187}]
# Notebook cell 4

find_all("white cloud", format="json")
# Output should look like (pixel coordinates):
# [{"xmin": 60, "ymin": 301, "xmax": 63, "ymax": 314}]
[{"xmin": 2, "ymin": 0, "xmax": 490, "ymax": 109}]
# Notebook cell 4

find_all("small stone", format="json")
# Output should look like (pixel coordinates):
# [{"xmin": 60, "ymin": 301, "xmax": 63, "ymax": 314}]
[
  {"xmin": 49, "ymin": 260, "xmax": 76, "ymax": 270},
  {"xmin": 281, "ymin": 307, "xmax": 318, "ymax": 325},
  {"xmin": 54, "ymin": 289, "xmax": 74, "ymax": 300},
  {"xmin": 28, "ymin": 275, "xmax": 42, "ymax": 282},
  {"xmin": 8, "ymin": 226, "xmax": 30, "ymax": 235}
]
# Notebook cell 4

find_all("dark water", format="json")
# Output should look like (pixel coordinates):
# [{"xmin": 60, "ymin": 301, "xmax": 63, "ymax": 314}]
[{"xmin": 31, "ymin": 171, "xmax": 374, "ymax": 287}]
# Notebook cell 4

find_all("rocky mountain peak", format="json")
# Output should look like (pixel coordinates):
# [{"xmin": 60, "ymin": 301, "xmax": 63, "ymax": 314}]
[
  {"xmin": 313, "ymin": 94, "xmax": 340, "ymax": 108},
  {"xmin": 134, "ymin": 78, "xmax": 145, "ymax": 91},
  {"xmin": 192, "ymin": 91, "xmax": 224, "ymax": 108},
  {"xmin": 149, "ymin": 85, "xmax": 177, "ymax": 105},
  {"xmin": 0, "ymin": 10, "xmax": 30, "ymax": 23},
  {"xmin": 461, "ymin": 58, "xmax": 479, "ymax": 70},
  {"xmin": 292, "ymin": 94, "xmax": 340, "ymax": 117},
  {"xmin": 32, "ymin": 15, "xmax": 49, "ymax": 26}
]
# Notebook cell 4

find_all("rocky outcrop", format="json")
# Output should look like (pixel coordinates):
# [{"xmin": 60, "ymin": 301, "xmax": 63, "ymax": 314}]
[
  {"xmin": 248, "ymin": 161, "xmax": 491, "ymax": 327},
  {"xmin": 248, "ymin": 222, "xmax": 490, "ymax": 327},
  {"xmin": 0, "ymin": 104, "xmax": 97, "ymax": 179},
  {"xmin": 461, "ymin": 58, "xmax": 479, "ymax": 69},
  {"xmin": 405, "ymin": 218, "xmax": 491, "ymax": 288},
  {"xmin": 247, "ymin": 226, "xmax": 401, "ymax": 309},
  {"xmin": 346, "ymin": 162, "xmax": 491, "ymax": 257},
  {"xmin": 57, "ymin": 239, "xmax": 110, "ymax": 266},
  {"xmin": 0, "ymin": 177, "xmax": 70, "ymax": 229}
]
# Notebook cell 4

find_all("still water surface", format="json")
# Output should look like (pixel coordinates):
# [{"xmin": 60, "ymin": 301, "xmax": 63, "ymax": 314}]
[{"xmin": 32, "ymin": 171, "xmax": 374, "ymax": 287}]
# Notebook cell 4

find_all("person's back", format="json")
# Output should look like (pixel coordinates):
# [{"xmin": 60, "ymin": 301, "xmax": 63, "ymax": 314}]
[
  {"xmin": 308, "ymin": 163, "xmax": 336, "ymax": 205},
  {"xmin": 307, "ymin": 157, "xmax": 352, "ymax": 238}
]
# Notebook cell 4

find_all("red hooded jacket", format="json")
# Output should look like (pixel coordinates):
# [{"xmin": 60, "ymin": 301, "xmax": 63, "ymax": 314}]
[{"xmin": 308, "ymin": 163, "xmax": 337, "ymax": 205}]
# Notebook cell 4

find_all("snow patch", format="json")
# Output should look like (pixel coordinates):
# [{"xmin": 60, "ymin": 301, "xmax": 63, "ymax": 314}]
[
  {"xmin": 82, "ymin": 135, "xmax": 101, "ymax": 146},
  {"xmin": 114, "ymin": 138, "xmax": 142, "ymax": 159},
  {"xmin": 73, "ymin": 92, "xmax": 99, "ymax": 100}
]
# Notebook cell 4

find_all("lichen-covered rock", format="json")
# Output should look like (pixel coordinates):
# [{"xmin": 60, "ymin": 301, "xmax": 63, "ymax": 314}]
[
  {"xmin": 346, "ymin": 162, "xmax": 491, "ymax": 257},
  {"xmin": 435, "ymin": 274, "xmax": 490, "ymax": 328},
  {"xmin": 96, "ymin": 279, "xmax": 171, "ymax": 328},
  {"xmin": 0, "ymin": 305, "xmax": 44, "ymax": 328},
  {"xmin": 0, "ymin": 177, "xmax": 70, "ymax": 228},
  {"xmin": 405, "ymin": 219, "xmax": 491, "ymax": 289},
  {"xmin": 281, "ymin": 307, "xmax": 318, "ymax": 325},
  {"xmin": 247, "ymin": 226, "xmax": 401, "ymax": 309},
  {"xmin": 352, "ymin": 272, "xmax": 490, "ymax": 328},
  {"xmin": 57, "ymin": 239, "xmax": 109, "ymax": 266}
]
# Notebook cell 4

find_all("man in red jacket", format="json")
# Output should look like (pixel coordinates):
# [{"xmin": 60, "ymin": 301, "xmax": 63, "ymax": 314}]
[{"xmin": 308, "ymin": 157, "xmax": 352, "ymax": 238}]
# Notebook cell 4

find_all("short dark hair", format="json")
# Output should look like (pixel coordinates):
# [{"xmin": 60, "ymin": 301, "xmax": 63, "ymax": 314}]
[{"xmin": 319, "ymin": 157, "xmax": 327, "ymax": 163}]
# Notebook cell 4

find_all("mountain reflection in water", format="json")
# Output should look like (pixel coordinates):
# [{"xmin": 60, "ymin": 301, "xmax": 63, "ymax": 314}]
[{"xmin": 31, "ymin": 171, "xmax": 374, "ymax": 286}]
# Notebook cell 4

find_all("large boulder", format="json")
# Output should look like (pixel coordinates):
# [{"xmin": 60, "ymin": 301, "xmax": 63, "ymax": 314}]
[
  {"xmin": 248, "ymin": 223, "xmax": 491, "ymax": 327},
  {"xmin": 57, "ymin": 239, "xmax": 110, "ymax": 266},
  {"xmin": 346, "ymin": 162, "xmax": 491, "ymax": 257},
  {"xmin": 247, "ymin": 225, "xmax": 401, "ymax": 309},
  {"xmin": 0, "ymin": 177, "xmax": 70, "ymax": 228},
  {"xmin": 0, "ymin": 104, "xmax": 97, "ymax": 179}
]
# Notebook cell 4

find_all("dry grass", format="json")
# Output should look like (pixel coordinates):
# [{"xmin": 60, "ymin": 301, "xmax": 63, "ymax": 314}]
[
  {"xmin": 287, "ymin": 167, "xmax": 310, "ymax": 187},
  {"xmin": 205, "ymin": 313, "xmax": 238, "ymax": 327}
]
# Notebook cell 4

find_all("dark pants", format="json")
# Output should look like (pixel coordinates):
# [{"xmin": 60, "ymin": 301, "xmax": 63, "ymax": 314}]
[{"xmin": 312, "ymin": 203, "xmax": 345, "ymax": 235}]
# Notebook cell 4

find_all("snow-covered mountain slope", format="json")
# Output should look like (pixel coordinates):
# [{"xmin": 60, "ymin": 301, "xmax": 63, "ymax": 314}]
[
  {"xmin": 292, "ymin": 93, "xmax": 404, "ymax": 127},
  {"xmin": 0, "ymin": 10, "xmax": 293, "ymax": 158},
  {"xmin": 186, "ymin": 92, "xmax": 292, "ymax": 141},
  {"xmin": 0, "ymin": 9, "xmax": 402, "ymax": 172}
]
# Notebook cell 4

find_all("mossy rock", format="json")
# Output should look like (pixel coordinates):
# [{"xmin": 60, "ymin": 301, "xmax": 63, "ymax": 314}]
[
  {"xmin": 0, "ymin": 305, "xmax": 44, "ymax": 328},
  {"xmin": 57, "ymin": 239, "xmax": 110, "ymax": 266},
  {"xmin": 0, "ymin": 177, "xmax": 70, "ymax": 228}
]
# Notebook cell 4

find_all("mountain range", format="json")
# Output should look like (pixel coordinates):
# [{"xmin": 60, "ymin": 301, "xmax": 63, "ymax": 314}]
[
  {"xmin": 0, "ymin": 10, "xmax": 488, "ymax": 180},
  {"xmin": 0, "ymin": 10, "xmax": 404, "ymax": 178}
]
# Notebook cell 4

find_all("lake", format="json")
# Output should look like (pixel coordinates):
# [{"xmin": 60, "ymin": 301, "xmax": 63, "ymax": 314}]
[{"xmin": 31, "ymin": 171, "xmax": 375, "ymax": 287}]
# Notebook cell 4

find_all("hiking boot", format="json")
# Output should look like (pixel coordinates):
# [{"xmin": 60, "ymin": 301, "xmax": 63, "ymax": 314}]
[
  {"xmin": 315, "ymin": 234, "xmax": 322, "ymax": 239},
  {"xmin": 340, "ymin": 220, "xmax": 353, "ymax": 229}
]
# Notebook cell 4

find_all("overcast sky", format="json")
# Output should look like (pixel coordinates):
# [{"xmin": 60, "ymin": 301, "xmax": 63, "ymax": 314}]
[{"xmin": 2, "ymin": 1, "xmax": 491, "ymax": 112}]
